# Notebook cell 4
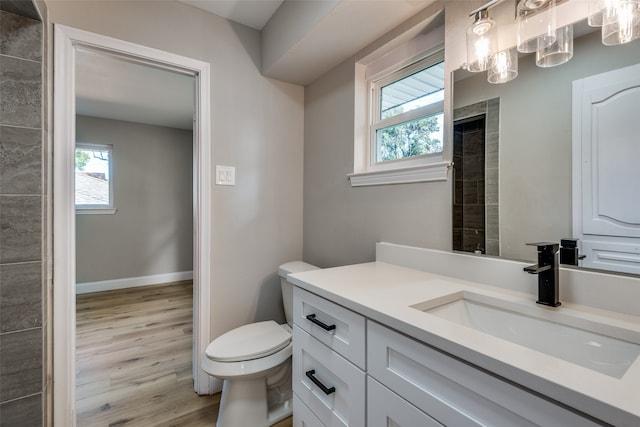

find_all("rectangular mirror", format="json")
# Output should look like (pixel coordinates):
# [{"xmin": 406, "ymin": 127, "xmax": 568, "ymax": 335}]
[{"xmin": 452, "ymin": 20, "xmax": 640, "ymax": 275}]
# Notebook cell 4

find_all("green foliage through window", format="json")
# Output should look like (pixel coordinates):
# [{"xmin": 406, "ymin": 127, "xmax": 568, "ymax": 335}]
[
  {"xmin": 76, "ymin": 150, "xmax": 90, "ymax": 171},
  {"xmin": 376, "ymin": 113, "xmax": 443, "ymax": 162}
]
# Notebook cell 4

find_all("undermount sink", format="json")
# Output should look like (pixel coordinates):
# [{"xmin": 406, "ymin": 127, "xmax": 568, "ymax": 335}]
[{"xmin": 411, "ymin": 291, "xmax": 640, "ymax": 379}]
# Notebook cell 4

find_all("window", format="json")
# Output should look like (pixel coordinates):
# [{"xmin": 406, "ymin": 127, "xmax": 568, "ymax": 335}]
[
  {"xmin": 350, "ymin": 24, "xmax": 448, "ymax": 187},
  {"xmin": 75, "ymin": 143, "xmax": 115, "ymax": 214},
  {"xmin": 371, "ymin": 53, "xmax": 445, "ymax": 165}
]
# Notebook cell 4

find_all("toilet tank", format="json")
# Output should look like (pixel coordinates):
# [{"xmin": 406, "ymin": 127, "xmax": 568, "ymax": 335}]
[{"xmin": 278, "ymin": 261, "xmax": 319, "ymax": 325}]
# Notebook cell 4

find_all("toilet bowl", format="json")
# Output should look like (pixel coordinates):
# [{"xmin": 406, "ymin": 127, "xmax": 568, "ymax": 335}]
[{"xmin": 202, "ymin": 261, "xmax": 319, "ymax": 427}]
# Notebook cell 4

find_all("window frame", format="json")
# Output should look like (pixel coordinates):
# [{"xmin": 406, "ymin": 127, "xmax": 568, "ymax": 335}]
[
  {"xmin": 349, "ymin": 26, "xmax": 449, "ymax": 187},
  {"xmin": 75, "ymin": 142, "xmax": 116, "ymax": 214},
  {"xmin": 369, "ymin": 50, "xmax": 445, "ymax": 171}
]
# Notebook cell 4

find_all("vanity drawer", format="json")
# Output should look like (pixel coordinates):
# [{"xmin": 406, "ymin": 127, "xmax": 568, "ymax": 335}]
[
  {"xmin": 293, "ymin": 287, "xmax": 366, "ymax": 369},
  {"xmin": 367, "ymin": 321, "xmax": 602, "ymax": 427},
  {"xmin": 293, "ymin": 395, "xmax": 324, "ymax": 427},
  {"xmin": 293, "ymin": 325, "xmax": 365, "ymax": 427},
  {"xmin": 367, "ymin": 376, "xmax": 443, "ymax": 427}
]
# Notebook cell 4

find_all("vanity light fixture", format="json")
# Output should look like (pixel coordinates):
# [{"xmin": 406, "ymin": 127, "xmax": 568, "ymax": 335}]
[
  {"xmin": 588, "ymin": 0, "xmax": 612, "ymax": 26},
  {"xmin": 516, "ymin": 0, "xmax": 557, "ymax": 53},
  {"xmin": 466, "ymin": 6, "xmax": 499, "ymax": 72},
  {"xmin": 465, "ymin": 0, "xmax": 640, "ymax": 84},
  {"xmin": 488, "ymin": 48, "xmax": 518, "ymax": 83},
  {"xmin": 601, "ymin": 0, "xmax": 640, "ymax": 45},
  {"xmin": 589, "ymin": 0, "xmax": 640, "ymax": 45},
  {"xmin": 536, "ymin": 24, "xmax": 574, "ymax": 67}
]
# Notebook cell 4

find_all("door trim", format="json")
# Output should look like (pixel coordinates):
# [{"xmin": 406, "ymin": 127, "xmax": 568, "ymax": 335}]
[{"xmin": 53, "ymin": 24, "xmax": 213, "ymax": 426}]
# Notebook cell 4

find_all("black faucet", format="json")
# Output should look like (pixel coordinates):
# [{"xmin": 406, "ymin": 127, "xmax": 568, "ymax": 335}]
[
  {"xmin": 524, "ymin": 242, "xmax": 561, "ymax": 307},
  {"xmin": 559, "ymin": 238, "xmax": 586, "ymax": 266}
]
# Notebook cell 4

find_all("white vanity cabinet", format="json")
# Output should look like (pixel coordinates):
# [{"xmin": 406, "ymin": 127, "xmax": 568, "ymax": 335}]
[
  {"xmin": 367, "ymin": 376, "xmax": 443, "ymax": 427},
  {"xmin": 292, "ymin": 287, "xmax": 366, "ymax": 427},
  {"xmin": 292, "ymin": 285, "xmax": 607, "ymax": 427},
  {"xmin": 367, "ymin": 321, "xmax": 604, "ymax": 427}
]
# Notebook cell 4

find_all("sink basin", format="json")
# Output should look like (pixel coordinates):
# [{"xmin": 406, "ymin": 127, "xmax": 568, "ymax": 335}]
[{"xmin": 411, "ymin": 291, "xmax": 640, "ymax": 378}]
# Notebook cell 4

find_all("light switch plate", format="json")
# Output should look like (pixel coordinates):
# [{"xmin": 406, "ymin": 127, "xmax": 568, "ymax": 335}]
[{"xmin": 216, "ymin": 165, "xmax": 235, "ymax": 186}]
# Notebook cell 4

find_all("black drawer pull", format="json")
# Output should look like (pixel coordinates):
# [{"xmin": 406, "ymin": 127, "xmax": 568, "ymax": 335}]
[
  {"xmin": 306, "ymin": 314, "xmax": 336, "ymax": 331},
  {"xmin": 305, "ymin": 369, "xmax": 336, "ymax": 395}
]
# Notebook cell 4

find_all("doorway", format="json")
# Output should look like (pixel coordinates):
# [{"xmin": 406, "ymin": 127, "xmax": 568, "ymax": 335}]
[{"xmin": 53, "ymin": 24, "xmax": 212, "ymax": 426}]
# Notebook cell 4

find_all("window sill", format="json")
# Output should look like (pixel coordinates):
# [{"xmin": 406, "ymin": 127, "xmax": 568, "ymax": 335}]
[
  {"xmin": 348, "ymin": 161, "xmax": 450, "ymax": 187},
  {"xmin": 76, "ymin": 208, "xmax": 117, "ymax": 215},
  {"xmin": 347, "ymin": 162, "xmax": 451, "ymax": 187}
]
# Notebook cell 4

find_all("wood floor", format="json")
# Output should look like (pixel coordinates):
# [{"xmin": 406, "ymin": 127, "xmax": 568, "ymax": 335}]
[{"xmin": 76, "ymin": 282, "xmax": 293, "ymax": 427}]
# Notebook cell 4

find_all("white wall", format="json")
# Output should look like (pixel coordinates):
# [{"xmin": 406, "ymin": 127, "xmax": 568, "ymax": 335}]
[
  {"xmin": 49, "ymin": 0, "xmax": 304, "ymax": 334},
  {"xmin": 304, "ymin": 4, "xmax": 455, "ymax": 268},
  {"xmin": 303, "ymin": 58, "xmax": 452, "ymax": 268},
  {"xmin": 75, "ymin": 115, "xmax": 193, "ymax": 284}
]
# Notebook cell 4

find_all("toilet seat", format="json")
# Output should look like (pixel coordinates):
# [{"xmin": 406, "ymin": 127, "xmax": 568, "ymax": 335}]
[
  {"xmin": 202, "ymin": 323, "xmax": 293, "ymax": 380},
  {"xmin": 206, "ymin": 320, "xmax": 292, "ymax": 362}
]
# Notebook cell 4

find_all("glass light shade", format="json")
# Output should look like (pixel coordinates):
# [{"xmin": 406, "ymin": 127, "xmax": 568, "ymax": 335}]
[
  {"xmin": 488, "ymin": 48, "xmax": 518, "ymax": 84},
  {"xmin": 588, "ymin": 0, "xmax": 611, "ymax": 26},
  {"xmin": 466, "ymin": 10, "xmax": 498, "ymax": 72},
  {"xmin": 536, "ymin": 24, "xmax": 574, "ymax": 67},
  {"xmin": 516, "ymin": 0, "xmax": 557, "ymax": 53},
  {"xmin": 602, "ymin": 0, "xmax": 640, "ymax": 45}
]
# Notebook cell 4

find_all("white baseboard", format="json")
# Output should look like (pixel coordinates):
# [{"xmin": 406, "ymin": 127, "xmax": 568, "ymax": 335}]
[{"xmin": 76, "ymin": 271, "xmax": 194, "ymax": 294}]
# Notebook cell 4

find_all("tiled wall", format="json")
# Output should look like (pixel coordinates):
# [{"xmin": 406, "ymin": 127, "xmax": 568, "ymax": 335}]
[
  {"xmin": 0, "ymin": 0, "xmax": 47, "ymax": 425},
  {"xmin": 452, "ymin": 117, "xmax": 486, "ymax": 254},
  {"xmin": 453, "ymin": 98, "xmax": 500, "ymax": 257}
]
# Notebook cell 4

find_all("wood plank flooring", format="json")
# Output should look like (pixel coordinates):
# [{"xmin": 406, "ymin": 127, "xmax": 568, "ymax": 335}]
[{"xmin": 76, "ymin": 282, "xmax": 293, "ymax": 427}]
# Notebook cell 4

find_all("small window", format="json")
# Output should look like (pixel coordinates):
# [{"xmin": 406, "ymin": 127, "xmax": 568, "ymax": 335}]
[
  {"xmin": 370, "ymin": 52, "xmax": 445, "ymax": 166},
  {"xmin": 75, "ymin": 143, "xmax": 115, "ymax": 214}
]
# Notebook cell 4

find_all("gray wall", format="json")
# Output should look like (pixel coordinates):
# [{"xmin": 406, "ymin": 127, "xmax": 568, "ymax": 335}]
[
  {"xmin": 303, "ymin": 60, "xmax": 452, "ymax": 268},
  {"xmin": 48, "ymin": 0, "xmax": 304, "ymax": 338},
  {"xmin": 454, "ymin": 30, "xmax": 640, "ymax": 261},
  {"xmin": 0, "ymin": 2, "xmax": 47, "ymax": 425},
  {"xmin": 75, "ymin": 115, "xmax": 193, "ymax": 284}
]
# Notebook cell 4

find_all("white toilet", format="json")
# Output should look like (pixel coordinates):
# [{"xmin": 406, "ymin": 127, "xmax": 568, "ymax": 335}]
[{"xmin": 202, "ymin": 261, "xmax": 319, "ymax": 427}]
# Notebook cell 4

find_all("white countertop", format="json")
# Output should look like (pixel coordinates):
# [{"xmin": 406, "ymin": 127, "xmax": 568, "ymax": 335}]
[{"xmin": 288, "ymin": 261, "xmax": 640, "ymax": 426}]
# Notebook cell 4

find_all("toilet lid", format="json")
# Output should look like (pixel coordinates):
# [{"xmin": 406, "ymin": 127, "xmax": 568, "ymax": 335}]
[{"xmin": 205, "ymin": 320, "xmax": 292, "ymax": 362}]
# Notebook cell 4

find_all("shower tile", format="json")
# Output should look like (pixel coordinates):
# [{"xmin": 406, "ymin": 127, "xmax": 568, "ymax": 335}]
[
  {"xmin": 462, "ymin": 228, "xmax": 485, "ymax": 253},
  {"xmin": 486, "ymin": 239, "xmax": 500, "ymax": 256},
  {"xmin": 0, "ymin": 55, "xmax": 41, "ymax": 128},
  {"xmin": 462, "ymin": 180, "xmax": 478, "ymax": 205},
  {"xmin": 453, "ymin": 204, "xmax": 463, "ymax": 227},
  {"xmin": 452, "ymin": 229, "xmax": 463, "ymax": 251},
  {"xmin": 0, "ymin": 328, "xmax": 42, "ymax": 402},
  {"xmin": 487, "ymin": 98, "xmax": 500, "ymax": 133},
  {"xmin": 0, "ymin": 195, "xmax": 42, "ymax": 264},
  {"xmin": 487, "ymin": 205, "xmax": 499, "ymax": 237},
  {"xmin": 0, "ymin": 262, "xmax": 42, "ymax": 333},
  {"xmin": 0, "ymin": 394, "xmax": 42, "ymax": 427},
  {"xmin": 486, "ymin": 173, "xmax": 499, "ymax": 204},
  {"xmin": 463, "ymin": 154, "xmax": 484, "ymax": 180},
  {"xmin": 462, "ymin": 130, "xmax": 484, "ymax": 157},
  {"xmin": 0, "ymin": 125, "xmax": 42, "ymax": 194},
  {"xmin": 42, "ymin": 129, "xmax": 48, "ymax": 196},
  {"xmin": 486, "ymin": 133, "xmax": 499, "ymax": 168},
  {"xmin": 0, "ymin": 11, "xmax": 42, "ymax": 62},
  {"xmin": 454, "ymin": 101, "xmax": 486, "ymax": 121},
  {"xmin": 463, "ymin": 205, "xmax": 485, "ymax": 230},
  {"xmin": 0, "ymin": 1, "xmax": 41, "ymax": 21},
  {"xmin": 454, "ymin": 179, "xmax": 463, "ymax": 205}
]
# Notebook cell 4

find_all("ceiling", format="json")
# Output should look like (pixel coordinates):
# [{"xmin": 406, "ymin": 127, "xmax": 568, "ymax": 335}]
[
  {"xmin": 75, "ymin": 0, "xmax": 435, "ymax": 130},
  {"xmin": 75, "ymin": 48, "xmax": 195, "ymax": 130},
  {"xmin": 177, "ymin": 0, "xmax": 285, "ymax": 30}
]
